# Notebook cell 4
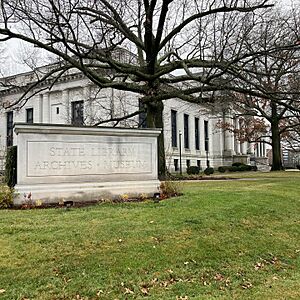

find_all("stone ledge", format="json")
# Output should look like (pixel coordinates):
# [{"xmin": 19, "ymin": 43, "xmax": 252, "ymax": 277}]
[
  {"xmin": 14, "ymin": 180, "xmax": 161, "ymax": 205},
  {"xmin": 14, "ymin": 123, "xmax": 162, "ymax": 137}
]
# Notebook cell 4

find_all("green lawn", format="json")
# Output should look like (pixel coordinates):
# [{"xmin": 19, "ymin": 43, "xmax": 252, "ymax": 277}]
[{"xmin": 1, "ymin": 172, "xmax": 300, "ymax": 299}]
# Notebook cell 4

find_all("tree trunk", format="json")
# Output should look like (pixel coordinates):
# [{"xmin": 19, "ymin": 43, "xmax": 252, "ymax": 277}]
[
  {"xmin": 146, "ymin": 101, "xmax": 166, "ymax": 179},
  {"xmin": 271, "ymin": 121, "xmax": 283, "ymax": 171}
]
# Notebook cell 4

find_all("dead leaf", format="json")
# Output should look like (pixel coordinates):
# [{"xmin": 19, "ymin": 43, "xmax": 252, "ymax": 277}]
[
  {"xmin": 214, "ymin": 273, "xmax": 224, "ymax": 281},
  {"xmin": 151, "ymin": 278, "xmax": 158, "ymax": 285},
  {"xmin": 254, "ymin": 262, "xmax": 264, "ymax": 270},
  {"xmin": 242, "ymin": 281, "xmax": 252, "ymax": 289},
  {"xmin": 124, "ymin": 287, "xmax": 134, "ymax": 295},
  {"xmin": 225, "ymin": 278, "xmax": 231, "ymax": 287},
  {"xmin": 0, "ymin": 289, "xmax": 5, "ymax": 294},
  {"xmin": 140, "ymin": 287, "xmax": 149, "ymax": 295}
]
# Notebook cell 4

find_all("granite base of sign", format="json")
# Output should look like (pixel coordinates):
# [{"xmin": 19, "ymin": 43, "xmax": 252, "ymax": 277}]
[{"xmin": 14, "ymin": 124, "xmax": 161, "ymax": 205}]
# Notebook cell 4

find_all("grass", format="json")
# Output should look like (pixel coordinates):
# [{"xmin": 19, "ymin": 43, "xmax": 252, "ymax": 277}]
[{"xmin": 0, "ymin": 172, "xmax": 300, "ymax": 299}]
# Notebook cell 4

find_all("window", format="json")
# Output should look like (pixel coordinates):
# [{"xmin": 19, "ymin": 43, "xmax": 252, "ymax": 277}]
[
  {"xmin": 204, "ymin": 120, "xmax": 209, "ymax": 152},
  {"xmin": 186, "ymin": 159, "xmax": 190, "ymax": 168},
  {"xmin": 197, "ymin": 160, "xmax": 201, "ymax": 169},
  {"xmin": 195, "ymin": 117, "xmax": 200, "ymax": 150},
  {"xmin": 171, "ymin": 110, "xmax": 177, "ymax": 147},
  {"xmin": 184, "ymin": 114, "xmax": 189, "ymax": 149},
  {"xmin": 26, "ymin": 108, "xmax": 33, "ymax": 124},
  {"xmin": 6, "ymin": 111, "xmax": 13, "ymax": 147},
  {"xmin": 174, "ymin": 159, "xmax": 179, "ymax": 171},
  {"xmin": 71, "ymin": 101, "xmax": 84, "ymax": 126}
]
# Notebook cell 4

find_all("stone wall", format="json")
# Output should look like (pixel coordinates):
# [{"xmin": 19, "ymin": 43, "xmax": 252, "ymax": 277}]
[{"xmin": 14, "ymin": 124, "xmax": 161, "ymax": 205}]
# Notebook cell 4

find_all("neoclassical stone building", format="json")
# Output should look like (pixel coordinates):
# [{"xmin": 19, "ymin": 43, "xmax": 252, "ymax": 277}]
[{"xmin": 0, "ymin": 67, "xmax": 268, "ymax": 173}]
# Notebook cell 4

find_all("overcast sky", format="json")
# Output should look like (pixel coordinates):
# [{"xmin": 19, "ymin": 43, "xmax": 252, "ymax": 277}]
[{"xmin": 0, "ymin": 0, "xmax": 297, "ymax": 77}]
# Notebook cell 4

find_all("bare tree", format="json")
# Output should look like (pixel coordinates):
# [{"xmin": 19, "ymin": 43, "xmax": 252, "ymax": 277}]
[
  {"xmin": 216, "ymin": 7, "xmax": 300, "ymax": 170},
  {"xmin": 0, "ymin": 0, "xmax": 298, "ymax": 175}
]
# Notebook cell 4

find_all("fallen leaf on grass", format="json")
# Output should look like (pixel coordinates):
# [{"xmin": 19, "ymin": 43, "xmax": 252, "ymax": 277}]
[
  {"xmin": 176, "ymin": 296, "xmax": 188, "ymax": 300},
  {"xmin": 140, "ymin": 287, "xmax": 149, "ymax": 295},
  {"xmin": 0, "ymin": 289, "xmax": 5, "ymax": 294},
  {"xmin": 214, "ymin": 273, "xmax": 224, "ymax": 281},
  {"xmin": 124, "ymin": 287, "xmax": 134, "ymax": 295},
  {"xmin": 254, "ymin": 262, "xmax": 264, "ymax": 270},
  {"xmin": 225, "ymin": 278, "xmax": 231, "ymax": 287},
  {"xmin": 242, "ymin": 281, "xmax": 253, "ymax": 289}
]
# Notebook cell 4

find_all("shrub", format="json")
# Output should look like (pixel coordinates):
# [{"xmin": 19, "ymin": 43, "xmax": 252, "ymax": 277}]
[
  {"xmin": 245, "ymin": 165, "xmax": 252, "ymax": 171},
  {"xmin": 228, "ymin": 166, "xmax": 238, "ymax": 172},
  {"xmin": 238, "ymin": 164, "xmax": 249, "ymax": 172},
  {"xmin": 5, "ymin": 146, "xmax": 17, "ymax": 188},
  {"xmin": 0, "ymin": 185, "xmax": 13, "ymax": 208},
  {"xmin": 251, "ymin": 165, "xmax": 258, "ymax": 171},
  {"xmin": 187, "ymin": 166, "xmax": 200, "ymax": 175},
  {"xmin": 297, "ymin": 165, "xmax": 300, "ymax": 170},
  {"xmin": 232, "ymin": 162, "xmax": 243, "ymax": 167},
  {"xmin": 204, "ymin": 167, "xmax": 214, "ymax": 175},
  {"xmin": 218, "ymin": 166, "xmax": 227, "ymax": 173},
  {"xmin": 160, "ymin": 180, "xmax": 183, "ymax": 198}
]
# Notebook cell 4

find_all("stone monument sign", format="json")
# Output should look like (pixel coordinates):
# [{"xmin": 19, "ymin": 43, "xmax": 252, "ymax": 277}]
[{"xmin": 14, "ymin": 123, "xmax": 161, "ymax": 205}]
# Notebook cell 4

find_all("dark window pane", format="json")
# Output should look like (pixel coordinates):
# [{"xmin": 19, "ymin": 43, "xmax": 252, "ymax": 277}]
[
  {"xmin": 171, "ymin": 110, "xmax": 177, "ymax": 147},
  {"xmin": 71, "ymin": 101, "xmax": 84, "ymax": 126},
  {"xmin": 26, "ymin": 108, "xmax": 33, "ymax": 124},
  {"xmin": 7, "ymin": 111, "xmax": 13, "ymax": 147},
  {"xmin": 204, "ymin": 120, "xmax": 209, "ymax": 152},
  {"xmin": 186, "ymin": 159, "xmax": 190, "ymax": 168},
  {"xmin": 195, "ymin": 117, "xmax": 199, "ymax": 150},
  {"xmin": 184, "ymin": 114, "xmax": 189, "ymax": 149},
  {"xmin": 174, "ymin": 159, "xmax": 178, "ymax": 171}
]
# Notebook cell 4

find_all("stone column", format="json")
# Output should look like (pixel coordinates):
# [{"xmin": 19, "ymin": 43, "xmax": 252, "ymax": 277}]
[
  {"xmin": 42, "ymin": 93, "xmax": 50, "ymax": 123},
  {"xmin": 83, "ymin": 86, "xmax": 91, "ymax": 125},
  {"xmin": 241, "ymin": 141, "xmax": 248, "ymax": 155},
  {"xmin": 223, "ymin": 115, "xmax": 235, "ymax": 156},
  {"xmin": 62, "ymin": 89, "xmax": 70, "ymax": 124},
  {"xmin": 200, "ymin": 117, "xmax": 206, "ymax": 156},
  {"xmin": 235, "ymin": 118, "xmax": 241, "ymax": 154},
  {"xmin": 38, "ymin": 94, "xmax": 44, "ymax": 123}
]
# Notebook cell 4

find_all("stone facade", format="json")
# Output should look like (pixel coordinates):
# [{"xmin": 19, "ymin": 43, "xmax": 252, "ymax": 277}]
[{"xmin": 0, "ymin": 69, "xmax": 268, "ymax": 173}]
